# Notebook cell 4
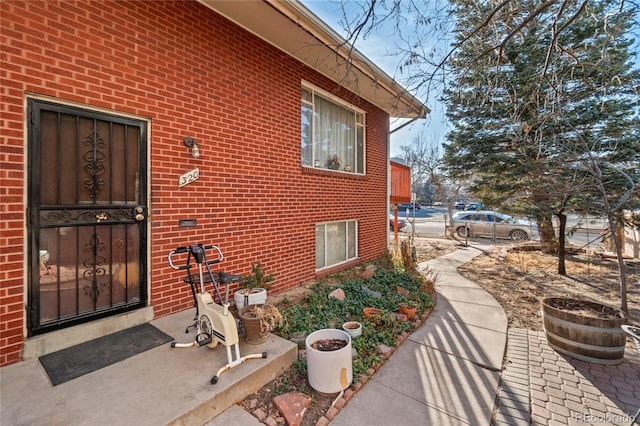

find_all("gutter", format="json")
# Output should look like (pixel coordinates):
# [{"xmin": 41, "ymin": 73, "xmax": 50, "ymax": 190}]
[{"xmin": 390, "ymin": 117, "xmax": 421, "ymax": 134}]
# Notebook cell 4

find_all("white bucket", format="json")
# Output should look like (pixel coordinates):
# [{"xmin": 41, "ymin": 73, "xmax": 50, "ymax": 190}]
[
  {"xmin": 306, "ymin": 329, "xmax": 353, "ymax": 393},
  {"xmin": 234, "ymin": 288, "xmax": 267, "ymax": 308}
]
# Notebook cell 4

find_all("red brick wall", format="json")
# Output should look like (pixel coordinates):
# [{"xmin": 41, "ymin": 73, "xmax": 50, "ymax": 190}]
[{"xmin": 0, "ymin": 0, "xmax": 390, "ymax": 366}]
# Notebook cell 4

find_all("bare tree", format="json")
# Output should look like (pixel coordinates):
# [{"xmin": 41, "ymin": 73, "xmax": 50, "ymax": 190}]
[{"xmin": 399, "ymin": 136, "xmax": 463, "ymax": 236}]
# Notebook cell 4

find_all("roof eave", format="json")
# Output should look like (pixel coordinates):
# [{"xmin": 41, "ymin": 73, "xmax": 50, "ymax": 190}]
[{"xmin": 196, "ymin": 0, "xmax": 429, "ymax": 119}]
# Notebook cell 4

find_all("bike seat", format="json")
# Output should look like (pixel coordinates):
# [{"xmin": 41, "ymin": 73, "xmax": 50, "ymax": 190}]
[{"xmin": 218, "ymin": 272, "xmax": 243, "ymax": 284}]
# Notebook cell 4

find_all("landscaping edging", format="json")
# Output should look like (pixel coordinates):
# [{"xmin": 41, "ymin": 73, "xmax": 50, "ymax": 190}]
[{"xmin": 245, "ymin": 311, "xmax": 431, "ymax": 425}]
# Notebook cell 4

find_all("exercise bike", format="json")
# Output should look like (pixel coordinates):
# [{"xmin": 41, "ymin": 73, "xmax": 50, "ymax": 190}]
[{"xmin": 167, "ymin": 244, "xmax": 267, "ymax": 384}]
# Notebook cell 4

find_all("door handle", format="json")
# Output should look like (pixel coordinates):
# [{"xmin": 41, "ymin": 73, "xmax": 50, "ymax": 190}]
[{"xmin": 134, "ymin": 206, "xmax": 145, "ymax": 222}]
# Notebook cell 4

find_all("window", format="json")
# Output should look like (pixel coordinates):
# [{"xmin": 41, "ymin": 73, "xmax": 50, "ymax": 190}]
[
  {"xmin": 302, "ymin": 84, "xmax": 365, "ymax": 173},
  {"xmin": 315, "ymin": 220, "xmax": 358, "ymax": 270}
]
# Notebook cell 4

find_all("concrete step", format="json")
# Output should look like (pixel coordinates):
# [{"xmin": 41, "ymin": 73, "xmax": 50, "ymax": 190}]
[{"xmin": 1, "ymin": 309, "xmax": 297, "ymax": 426}]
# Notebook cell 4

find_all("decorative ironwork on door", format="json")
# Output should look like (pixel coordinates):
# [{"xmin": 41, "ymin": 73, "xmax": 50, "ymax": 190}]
[{"xmin": 28, "ymin": 99, "xmax": 148, "ymax": 335}]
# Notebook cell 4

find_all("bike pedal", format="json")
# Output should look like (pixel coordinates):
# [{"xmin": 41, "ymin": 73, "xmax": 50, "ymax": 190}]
[{"xmin": 196, "ymin": 333, "xmax": 212, "ymax": 346}]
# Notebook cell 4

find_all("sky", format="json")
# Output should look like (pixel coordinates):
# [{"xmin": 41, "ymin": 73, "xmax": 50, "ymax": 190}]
[
  {"xmin": 300, "ymin": 0, "xmax": 640, "ymax": 159},
  {"xmin": 300, "ymin": 0, "xmax": 448, "ymax": 158}
]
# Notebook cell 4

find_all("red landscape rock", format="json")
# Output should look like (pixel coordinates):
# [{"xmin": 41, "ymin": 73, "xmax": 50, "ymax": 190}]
[{"xmin": 273, "ymin": 392, "xmax": 311, "ymax": 426}]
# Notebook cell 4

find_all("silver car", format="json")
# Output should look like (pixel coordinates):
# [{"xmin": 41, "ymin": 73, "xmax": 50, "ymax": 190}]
[{"xmin": 451, "ymin": 210, "xmax": 536, "ymax": 241}]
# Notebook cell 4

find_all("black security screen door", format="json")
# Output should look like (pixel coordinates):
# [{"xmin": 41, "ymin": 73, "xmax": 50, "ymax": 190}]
[{"xmin": 27, "ymin": 99, "xmax": 148, "ymax": 335}]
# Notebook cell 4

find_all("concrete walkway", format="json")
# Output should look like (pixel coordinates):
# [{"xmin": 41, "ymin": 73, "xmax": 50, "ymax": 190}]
[
  {"xmin": 332, "ymin": 243, "xmax": 640, "ymax": 426},
  {"xmin": 332, "ymin": 244, "xmax": 507, "ymax": 425}
]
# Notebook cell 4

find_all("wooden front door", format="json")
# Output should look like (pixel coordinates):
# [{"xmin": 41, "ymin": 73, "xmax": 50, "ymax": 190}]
[{"xmin": 27, "ymin": 99, "xmax": 148, "ymax": 335}]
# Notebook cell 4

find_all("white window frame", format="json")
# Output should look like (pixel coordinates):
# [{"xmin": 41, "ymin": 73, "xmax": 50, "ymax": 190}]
[
  {"xmin": 301, "ymin": 82, "xmax": 366, "ymax": 174},
  {"xmin": 315, "ymin": 220, "xmax": 358, "ymax": 271}
]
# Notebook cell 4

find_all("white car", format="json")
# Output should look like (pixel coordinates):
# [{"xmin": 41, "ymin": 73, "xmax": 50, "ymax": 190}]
[{"xmin": 451, "ymin": 210, "xmax": 537, "ymax": 241}]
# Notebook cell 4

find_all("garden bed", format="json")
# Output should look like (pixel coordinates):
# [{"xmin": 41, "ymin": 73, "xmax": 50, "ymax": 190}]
[{"xmin": 239, "ymin": 241, "xmax": 443, "ymax": 425}]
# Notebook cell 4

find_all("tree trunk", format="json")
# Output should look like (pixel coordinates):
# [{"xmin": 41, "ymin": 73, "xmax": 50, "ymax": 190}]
[
  {"xmin": 537, "ymin": 215, "xmax": 558, "ymax": 254},
  {"xmin": 607, "ymin": 211, "xmax": 628, "ymax": 313},
  {"xmin": 556, "ymin": 213, "xmax": 567, "ymax": 275}
]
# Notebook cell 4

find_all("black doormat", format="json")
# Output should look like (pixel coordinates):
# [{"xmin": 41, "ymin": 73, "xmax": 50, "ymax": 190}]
[{"xmin": 39, "ymin": 323, "xmax": 173, "ymax": 386}]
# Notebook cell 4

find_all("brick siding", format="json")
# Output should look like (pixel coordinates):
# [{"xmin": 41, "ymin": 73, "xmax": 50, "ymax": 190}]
[{"xmin": 0, "ymin": 0, "xmax": 390, "ymax": 366}]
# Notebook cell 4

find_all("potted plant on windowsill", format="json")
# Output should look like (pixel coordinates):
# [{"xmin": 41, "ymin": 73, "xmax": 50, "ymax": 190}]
[
  {"xmin": 234, "ymin": 262, "xmax": 274, "ymax": 309},
  {"xmin": 327, "ymin": 154, "xmax": 341, "ymax": 170}
]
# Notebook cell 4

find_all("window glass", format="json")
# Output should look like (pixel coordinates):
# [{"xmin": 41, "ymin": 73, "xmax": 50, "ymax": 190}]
[
  {"xmin": 347, "ymin": 221, "xmax": 356, "ymax": 259},
  {"xmin": 356, "ymin": 126, "xmax": 364, "ymax": 172},
  {"xmin": 316, "ymin": 220, "xmax": 358, "ymax": 270},
  {"xmin": 301, "ymin": 102, "xmax": 313, "ymax": 166},
  {"xmin": 315, "ymin": 224, "xmax": 326, "ymax": 269},
  {"xmin": 301, "ymin": 84, "xmax": 365, "ymax": 173},
  {"xmin": 301, "ymin": 88, "xmax": 312, "ymax": 102},
  {"xmin": 326, "ymin": 222, "xmax": 347, "ymax": 266}
]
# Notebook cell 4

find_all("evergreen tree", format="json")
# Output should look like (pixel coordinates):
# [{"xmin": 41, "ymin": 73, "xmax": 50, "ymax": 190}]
[{"xmin": 443, "ymin": 0, "xmax": 640, "ymax": 256}]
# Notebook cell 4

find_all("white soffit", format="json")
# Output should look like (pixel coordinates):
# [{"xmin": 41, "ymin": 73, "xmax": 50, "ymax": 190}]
[{"xmin": 196, "ymin": 0, "xmax": 429, "ymax": 119}]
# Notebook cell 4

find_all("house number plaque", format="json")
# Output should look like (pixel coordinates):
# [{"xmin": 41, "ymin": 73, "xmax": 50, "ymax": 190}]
[{"xmin": 179, "ymin": 168, "xmax": 199, "ymax": 187}]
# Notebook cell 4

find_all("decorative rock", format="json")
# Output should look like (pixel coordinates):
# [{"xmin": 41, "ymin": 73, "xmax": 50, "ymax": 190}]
[
  {"xmin": 273, "ymin": 392, "xmax": 311, "ymax": 426},
  {"xmin": 379, "ymin": 344, "xmax": 393, "ymax": 358},
  {"xmin": 361, "ymin": 285, "xmax": 381, "ymax": 298},
  {"xmin": 361, "ymin": 268, "xmax": 375, "ymax": 279},
  {"xmin": 394, "ymin": 313, "xmax": 408, "ymax": 322},
  {"xmin": 249, "ymin": 398, "xmax": 258, "ymax": 409},
  {"xmin": 253, "ymin": 408, "xmax": 267, "ymax": 421},
  {"xmin": 396, "ymin": 286, "xmax": 411, "ymax": 297},
  {"xmin": 298, "ymin": 349, "xmax": 307, "ymax": 361},
  {"xmin": 328, "ymin": 288, "xmax": 345, "ymax": 301},
  {"xmin": 264, "ymin": 416, "xmax": 278, "ymax": 426}
]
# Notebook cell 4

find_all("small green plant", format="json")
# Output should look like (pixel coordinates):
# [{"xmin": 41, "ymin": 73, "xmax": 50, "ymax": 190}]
[
  {"xmin": 274, "ymin": 360, "xmax": 308, "ymax": 394},
  {"xmin": 400, "ymin": 300, "xmax": 418, "ymax": 309},
  {"xmin": 273, "ymin": 255, "xmax": 433, "ymax": 378},
  {"xmin": 240, "ymin": 262, "xmax": 275, "ymax": 292}
]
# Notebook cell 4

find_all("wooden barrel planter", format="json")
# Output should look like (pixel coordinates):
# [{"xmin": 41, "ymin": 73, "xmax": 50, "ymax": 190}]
[{"xmin": 541, "ymin": 297, "xmax": 628, "ymax": 365}]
